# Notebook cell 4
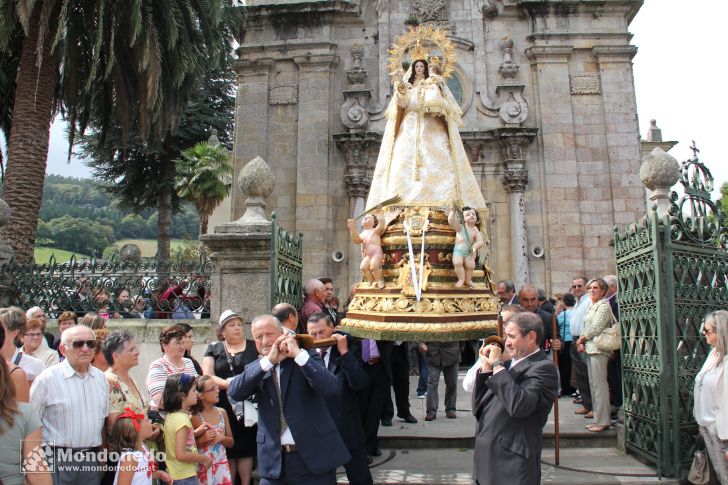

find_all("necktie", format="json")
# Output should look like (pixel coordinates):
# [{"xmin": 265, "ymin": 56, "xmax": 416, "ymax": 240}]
[{"xmin": 271, "ymin": 365, "xmax": 288, "ymax": 434}]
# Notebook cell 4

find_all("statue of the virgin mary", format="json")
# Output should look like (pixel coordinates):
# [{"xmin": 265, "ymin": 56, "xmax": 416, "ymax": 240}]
[{"xmin": 366, "ymin": 31, "xmax": 486, "ymax": 214}]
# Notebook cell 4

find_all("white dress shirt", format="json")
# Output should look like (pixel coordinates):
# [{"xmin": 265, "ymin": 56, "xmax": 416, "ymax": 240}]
[
  {"xmin": 30, "ymin": 359, "xmax": 109, "ymax": 447},
  {"xmin": 570, "ymin": 295, "xmax": 592, "ymax": 337},
  {"xmin": 259, "ymin": 352, "xmax": 310, "ymax": 445}
]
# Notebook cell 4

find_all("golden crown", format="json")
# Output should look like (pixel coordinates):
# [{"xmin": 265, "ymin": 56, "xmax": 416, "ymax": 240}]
[{"xmin": 387, "ymin": 25, "xmax": 457, "ymax": 83}]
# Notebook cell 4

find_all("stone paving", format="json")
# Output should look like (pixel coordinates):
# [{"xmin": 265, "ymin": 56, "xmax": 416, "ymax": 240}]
[{"xmin": 335, "ymin": 371, "xmax": 677, "ymax": 485}]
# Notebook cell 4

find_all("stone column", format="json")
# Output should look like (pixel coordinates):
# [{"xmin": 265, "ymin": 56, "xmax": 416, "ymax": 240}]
[
  {"xmin": 593, "ymin": 45, "xmax": 645, "ymax": 227},
  {"xmin": 293, "ymin": 53, "xmax": 338, "ymax": 277},
  {"xmin": 502, "ymin": 168, "xmax": 529, "ymax": 287},
  {"xmin": 496, "ymin": 128, "xmax": 537, "ymax": 288},
  {"xmin": 334, "ymin": 132, "xmax": 380, "ymax": 287},
  {"xmin": 201, "ymin": 156, "xmax": 275, "ymax": 324},
  {"xmin": 526, "ymin": 45, "xmax": 584, "ymax": 288}
]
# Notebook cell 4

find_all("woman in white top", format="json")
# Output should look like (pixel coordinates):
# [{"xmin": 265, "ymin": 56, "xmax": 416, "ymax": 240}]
[
  {"xmin": 693, "ymin": 310, "xmax": 728, "ymax": 484},
  {"xmin": 21, "ymin": 318, "xmax": 59, "ymax": 368}
]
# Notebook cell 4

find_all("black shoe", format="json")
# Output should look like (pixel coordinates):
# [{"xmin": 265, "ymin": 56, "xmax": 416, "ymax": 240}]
[
  {"xmin": 368, "ymin": 456, "xmax": 374, "ymax": 465},
  {"xmin": 380, "ymin": 418, "xmax": 392, "ymax": 427},
  {"xmin": 368, "ymin": 447, "xmax": 382, "ymax": 457},
  {"xmin": 400, "ymin": 414, "xmax": 417, "ymax": 424}
]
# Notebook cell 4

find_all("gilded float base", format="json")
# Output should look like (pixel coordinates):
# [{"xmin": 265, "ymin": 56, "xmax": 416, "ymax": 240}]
[{"xmin": 339, "ymin": 208, "xmax": 500, "ymax": 341}]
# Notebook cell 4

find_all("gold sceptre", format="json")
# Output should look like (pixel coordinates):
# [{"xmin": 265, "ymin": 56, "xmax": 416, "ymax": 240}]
[{"xmin": 353, "ymin": 194, "xmax": 402, "ymax": 221}]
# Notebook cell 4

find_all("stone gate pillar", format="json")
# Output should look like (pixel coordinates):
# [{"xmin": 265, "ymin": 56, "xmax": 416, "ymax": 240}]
[{"xmin": 201, "ymin": 156, "xmax": 275, "ymax": 324}]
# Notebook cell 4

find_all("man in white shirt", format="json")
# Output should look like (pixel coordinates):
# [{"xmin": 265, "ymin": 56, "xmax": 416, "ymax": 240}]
[
  {"xmin": 568, "ymin": 277, "xmax": 593, "ymax": 415},
  {"xmin": 271, "ymin": 303, "xmax": 299, "ymax": 335},
  {"xmin": 30, "ymin": 325, "xmax": 109, "ymax": 485}
]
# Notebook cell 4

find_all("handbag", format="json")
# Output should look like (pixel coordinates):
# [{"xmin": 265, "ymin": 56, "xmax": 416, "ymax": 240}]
[
  {"xmin": 593, "ymin": 302, "xmax": 621, "ymax": 352},
  {"xmin": 687, "ymin": 449, "xmax": 711, "ymax": 484}
]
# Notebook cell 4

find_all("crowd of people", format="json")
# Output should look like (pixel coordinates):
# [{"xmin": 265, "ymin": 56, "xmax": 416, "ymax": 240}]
[{"xmin": 0, "ymin": 274, "xmax": 726, "ymax": 485}]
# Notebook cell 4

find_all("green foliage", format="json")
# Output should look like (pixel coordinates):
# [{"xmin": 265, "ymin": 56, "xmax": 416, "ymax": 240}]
[
  {"xmin": 35, "ymin": 175, "xmax": 199, "ymax": 254},
  {"xmin": 44, "ymin": 215, "xmax": 115, "ymax": 257},
  {"xmin": 102, "ymin": 245, "xmax": 121, "ymax": 260},
  {"xmin": 175, "ymin": 142, "xmax": 232, "ymax": 235},
  {"xmin": 719, "ymin": 182, "xmax": 728, "ymax": 217},
  {"xmin": 171, "ymin": 240, "xmax": 203, "ymax": 265}
]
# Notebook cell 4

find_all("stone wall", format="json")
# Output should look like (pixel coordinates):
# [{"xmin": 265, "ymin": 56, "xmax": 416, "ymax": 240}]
[
  {"xmin": 214, "ymin": 0, "xmax": 645, "ymax": 297},
  {"xmin": 48, "ymin": 319, "xmax": 222, "ymax": 400}
]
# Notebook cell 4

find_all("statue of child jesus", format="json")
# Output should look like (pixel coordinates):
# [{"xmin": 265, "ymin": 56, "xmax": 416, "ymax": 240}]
[
  {"xmin": 347, "ymin": 207, "xmax": 400, "ymax": 289},
  {"xmin": 448, "ymin": 205, "xmax": 484, "ymax": 288}
]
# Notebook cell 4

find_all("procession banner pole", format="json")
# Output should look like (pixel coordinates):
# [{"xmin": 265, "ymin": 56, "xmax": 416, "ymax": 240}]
[{"xmin": 551, "ymin": 310, "xmax": 560, "ymax": 466}]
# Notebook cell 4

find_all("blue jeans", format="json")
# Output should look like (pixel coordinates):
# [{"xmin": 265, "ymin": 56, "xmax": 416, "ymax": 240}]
[{"xmin": 417, "ymin": 351, "xmax": 428, "ymax": 395}]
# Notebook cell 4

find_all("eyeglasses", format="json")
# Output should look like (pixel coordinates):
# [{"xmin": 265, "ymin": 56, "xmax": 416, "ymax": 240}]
[
  {"xmin": 71, "ymin": 339, "xmax": 98, "ymax": 349},
  {"xmin": 702, "ymin": 327, "xmax": 715, "ymax": 335},
  {"xmin": 25, "ymin": 332, "xmax": 43, "ymax": 338},
  {"xmin": 203, "ymin": 385, "xmax": 219, "ymax": 393},
  {"xmin": 572, "ymin": 284, "xmax": 583, "ymax": 288}
]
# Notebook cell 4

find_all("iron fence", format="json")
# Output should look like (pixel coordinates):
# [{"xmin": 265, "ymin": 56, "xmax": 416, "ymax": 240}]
[
  {"xmin": 0, "ymin": 252, "xmax": 212, "ymax": 319},
  {"xmin": 615, "ymin": 144, "xmax": 728, "ymax": 477}
]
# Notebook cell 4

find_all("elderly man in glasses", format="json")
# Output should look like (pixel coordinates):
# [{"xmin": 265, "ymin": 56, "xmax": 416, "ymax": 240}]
[{"xmin": 30, "ymin": 324, "xmax": 109, "ymax": 485}]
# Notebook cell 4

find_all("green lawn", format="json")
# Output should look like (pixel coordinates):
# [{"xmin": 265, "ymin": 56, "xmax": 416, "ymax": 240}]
[
  {"xmin": 34, "ymin": 247, "xmax": 89, "ymax": 263},
  {"xmin": 113, "ymin": 239, "xmax": 191, "ymax": 257}
]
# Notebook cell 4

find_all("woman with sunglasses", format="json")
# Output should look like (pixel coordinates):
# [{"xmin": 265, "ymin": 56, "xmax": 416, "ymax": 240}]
[
  {"xmin": 575, "ymin": 278, "xmax": 613, "ymax": 432},
  {"xmin": 694, "ymin": 310, "xmax": 728, "ymax": 484}
]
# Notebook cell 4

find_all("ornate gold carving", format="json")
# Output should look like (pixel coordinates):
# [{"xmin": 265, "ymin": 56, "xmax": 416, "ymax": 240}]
[
  {"xmin": 437, "ymin": 252, "xmax": 452, "ymax": 263},
  {"xmin": 395, "ymin": 253, "xmax": 432, "ymax": 295},
  {"xmin": 347, "ymin": 293, "xmax": 499, "ymax": 314},
  {"xmin": 387, "ymin": 25, "xmax": 457, "ymax": 82},
  {"xmin": 381, "ymin": 235, "xmax": 456, "ymax": 246}
]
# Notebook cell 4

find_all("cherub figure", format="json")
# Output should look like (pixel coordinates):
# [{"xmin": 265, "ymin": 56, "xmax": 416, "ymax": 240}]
[
  {"xmin": 448, "ymin": 205, "xmax": 484, "ymax": 288},
  {"xmin": 347, "ymin": 207, "xmax": 401, "ymax": 289}
]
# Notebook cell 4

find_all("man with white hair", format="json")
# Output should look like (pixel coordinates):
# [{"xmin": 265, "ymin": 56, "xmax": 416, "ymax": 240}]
[
  {"xmin": 301, "ymin": 279, "xmax": 326, "ymax": 325},
  {"xmin": 26, "ymin": 306, "xmax": 54, "ymax": 348},
  {"xmin": 30, "ymin": 324, "xmax": 109, "ymax": 484},
  {"xmin": 603, "ymin": 274, "xmax": 622, "ymax": 418}
]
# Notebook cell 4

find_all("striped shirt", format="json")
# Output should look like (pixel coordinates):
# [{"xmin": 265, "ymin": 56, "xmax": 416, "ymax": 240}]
[
  {"xmin": 29, "ymin": 359, "xmax": 109, "ymax": 447},
  {"xmin": 145, "ymin": 356, "xmax": 198, "ymax": 407}
]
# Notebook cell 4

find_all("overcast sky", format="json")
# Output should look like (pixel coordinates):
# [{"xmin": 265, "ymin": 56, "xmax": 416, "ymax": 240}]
[{"xmin": 8, "ymin": 1, "xmax": 728, "ymax": 195}]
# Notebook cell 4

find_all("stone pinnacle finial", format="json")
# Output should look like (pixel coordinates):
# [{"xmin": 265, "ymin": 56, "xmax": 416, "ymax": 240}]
[
  {"xmin": 646, "ymin": 119, "xmax": 663, "ymax": 142},
  {"xmin": 640, "ymin": 147, "xmax": 679, "ymax": 217},
  {"xmin": 237, "ymin": 156, "xmax": 275, "ymax": 224}
]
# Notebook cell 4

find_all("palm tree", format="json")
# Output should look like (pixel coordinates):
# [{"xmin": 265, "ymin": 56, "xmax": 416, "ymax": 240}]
[
  {"xmin": 0, "ymin": 0, "xmax": 243, "ymax": 262},
  {"xmin": 174, "ymin": 142, "xmax": 232, "ymax": 237}
]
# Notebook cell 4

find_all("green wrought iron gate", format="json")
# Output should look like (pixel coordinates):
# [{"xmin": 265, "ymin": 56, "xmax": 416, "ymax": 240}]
[
  {"xmin": 615, "ymin": 147, "xmax": 728, "ymax": 478},
  {"xmin": 269, "ymin": 212, "xmax": 304, "ymax": 310}
]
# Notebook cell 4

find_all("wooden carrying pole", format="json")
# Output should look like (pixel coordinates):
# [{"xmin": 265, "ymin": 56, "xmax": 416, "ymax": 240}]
[{"xmin": 551, "ymin": 311, "xmax": 560, "ymax": 466}]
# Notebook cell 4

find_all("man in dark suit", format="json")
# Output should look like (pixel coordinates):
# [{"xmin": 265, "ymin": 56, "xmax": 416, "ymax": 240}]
[
  {"xmin": 307, "ymin": 313, "xmax": 373, "ymax": 485},
  {"xmin": 472, "ymin": 312, "xmax": 559, "ymax": 485},
  {"xmin": 381, "ymin": 341, "xmax": 418, "ymax": 425},
  {"xmin": 228, "ymin": 315, "xmax": 350, "ymax": 484},
  {"xmin": 497, "ymin": 279, "xmax": 519, "ymax": 306},
  {"xmin": 519, "ymin": 284, "xmax": 561, "ymax": 353}
]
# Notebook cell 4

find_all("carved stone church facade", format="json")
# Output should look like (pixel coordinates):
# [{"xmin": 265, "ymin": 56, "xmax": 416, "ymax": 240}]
[{"xmin": 210, "ymin": 0, "xmax": 645, "ymax": 295}]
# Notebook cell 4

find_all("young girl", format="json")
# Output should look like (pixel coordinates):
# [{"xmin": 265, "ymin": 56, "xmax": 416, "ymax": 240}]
[
  {"xmin": 109, "ymin": 407, "xmax": 172, "ymax": 485},
  {"xmin": 192, "ymin": 375, "xmax": 234, "ymax": 485},
  {"xmin": 162, "ymin": 373, "xmax": 212, "ymax": 484}
]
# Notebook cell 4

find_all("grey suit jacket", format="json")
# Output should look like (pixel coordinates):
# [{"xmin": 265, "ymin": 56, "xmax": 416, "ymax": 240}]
[{"xmin": 472, "ymin": 350, "xmax": 558, "ymax": 485}]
